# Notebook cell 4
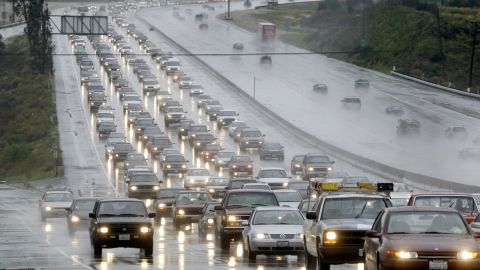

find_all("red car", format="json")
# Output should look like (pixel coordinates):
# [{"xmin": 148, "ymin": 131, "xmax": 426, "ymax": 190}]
[
  {"xmin": 199, "ymin": 144, "xmax": 223, "ymax": 162},
  {"xmin": 228, "ymin": 155, "xmax": 253, "ymax": 178},
  {"xmin": 408, "ymin": 193, "xmax": 479, "ymax": 224},
  {"xmin": 364, "ymin": 206, "xmax": 480, "ymax": 270}
]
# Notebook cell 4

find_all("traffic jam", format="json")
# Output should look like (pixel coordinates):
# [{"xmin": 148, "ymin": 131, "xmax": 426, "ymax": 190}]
[{"xmin": 38, "ymin": 3, "xmax": 480, "ymax": 270}]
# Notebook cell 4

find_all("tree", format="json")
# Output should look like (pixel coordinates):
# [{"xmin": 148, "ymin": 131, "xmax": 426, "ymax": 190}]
[{"xmin": 12, "ymin": 0, "xmax": 54, "ymax": 73}]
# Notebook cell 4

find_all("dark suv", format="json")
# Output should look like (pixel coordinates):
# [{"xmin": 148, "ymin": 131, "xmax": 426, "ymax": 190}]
[
  {"xmin": 89, "ymin": 199, "xmax": 155, "ymax": 257},
  {"xmin": 214, "ymin": 190, "xmax": 279, "ymax": 250}
]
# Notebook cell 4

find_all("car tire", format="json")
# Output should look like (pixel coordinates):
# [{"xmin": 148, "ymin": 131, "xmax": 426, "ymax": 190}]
[
  {"xmin": 305, "ymin": 250, "xmax": 317, "ymax": 270},
  {"xmin": 143, "ymin": 239, "xmax": 153, "ymax": 257},
  {"xmin": 317, "ymin": 255, "xmax": 330, "ymax": 270},
  {"xmin": 173, "ymin": 217, "xmax": 181, "ymax": 229},
  {"xmin": 41, "ymin": 213, "xmax": 46, "ymax": 222},
  {"xmin": 219, "ymin": 232, "xmax": 230, "ymax": 250},
  {"xmin": 93, "ymin": 242, "xmax": 102, "ymax": 257},
  {"xmin": 246, "ymin": 239, "xmax": 256, "ymax": 261}
]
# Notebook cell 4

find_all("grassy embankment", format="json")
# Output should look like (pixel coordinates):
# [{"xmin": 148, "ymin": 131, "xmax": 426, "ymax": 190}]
[
  {"xmin": 228, "ymin": 3, "xmax": 480, "ymax": 91},
  {"xmin": 0, "ymin": 35, "xmax": 62, "ymax": 182}
]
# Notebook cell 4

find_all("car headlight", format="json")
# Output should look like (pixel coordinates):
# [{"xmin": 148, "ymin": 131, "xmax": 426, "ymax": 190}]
[
  {"xmin": 45, "ymin": 206, "xmax": 52, "ymax": 211},
  {"xmin": 296, "ymin": 233, "xmax": 303, "ymax": 239},
  {"xmin": 181, "ymin": 165, "xmax": 186, "ymax": 168},
  {"xmin": 71, "ymin": 215, "xmax": 80, "ymax": 223},
  {"xmin": 259, "ymin": 141, "xmax": 263, "ymax": 144},
  {"xmin": 137, "ymin": 128, "xmax": 141, "ymax": 131},
  {"xmin": 208, "ymin": 189, "xmax": 215, "ymax": 193},
  {"xmin": 99, "ymin": 227, "xmax": 109, "ymax": 233},
  {"xmin": 115, "ymin": 154, "xmax": 119, "ymax": 157},
  {"xmin": 166, "ymin": 165, "xmax": 171, "ymax": 168},
  {"xmin": 180, "ymin": 128, "xmax": 185, "ymax": 131},
  {"xmin": 130, "ymin": 186, "xmax": 137, "ymax": 191},
  {"xmin": 308, "ymin": 167, "xmax": 314, "ymax": 171},
  {"xmin": 282, "ymin": 182, "xmax": 288, "ymax": 187},
  {"xmin": 178, "ymin": 209, "xmax": 185, "ymax": 215},
  {"xmin": 255, "ymin": 233, "xmax": 268, "ymax": 239},
  {"xmin": 228, "ymin": 215, "xmax": 237, "ymax": 221},
  {"xmin": 458, "ymin": 251, "xmax": 478, "ymax": 260},
  {"xmin": 196, "ymin": 142, "xmax": 201, "ymax": 146},
  {"xmin": 207, "ymin": 218, "xmax": 214, "ymax": 224},
  {"xmin": 140, "ymin": 226, "xmax": 150, "ymax": 233},
  {"xmin": 328, "ymin": 167, "xmax": 332, "ymax": 171},
  {"xmin": 158, "ymin": 203, "xmax": 166, "ymax": 209},
  {"xmin": 294, "ymin": 164, "xmax": 300, "ymax": 168},
  {"xmin": 247, "ymin": 165, "xmax": 252, "ymax": 168},
  {"xmin": 324, "ymin": 231, "xmax": 337, "ymax": 244},
  {"xmin": 167, "ymin": 115, "xmax": 172, "ymax": 118},
  {"xmin": 144, "ymin": 135, "xmax": 148, "ymax": 139},
  {"xmin": 232, "ymin": 165, "xmax": 237, "ymax": 168},
  {"xmin": 153, "ymin": 186, "xmax": 160, "ymax": 191},
  {"xmin": 154, "ymin": 147, "xmax": 158, "ymax": 151},
  {"xmin": 191, "ymin": 134, "xmax": 196, "ymax": 138},
  {"xmin": 394, "ymin": 251, "xmax": 418, "ymax": 259}
]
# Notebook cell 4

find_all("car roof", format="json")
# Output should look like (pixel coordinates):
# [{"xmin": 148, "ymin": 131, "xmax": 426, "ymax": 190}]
[
  {"xmin": 177, "ymin": 191, "xmax": 208, "ymax": 194},
  {"xmin": 45, "ymin": 190, "xmax": 72, "ymax": 194},
  {"xmin": 323, "ymin": 193, "xmax": 386, "ymax": 199},
  {"xmin": 74, "ymin": 197, "xmax": 100, "ymax": 201},
  {"xmin": 273, "ymin": 189, "xmax": 300, "ymax": 193},
  {"xmin": 99, "ymin": 198, "xmax": 143, "ymax": 203},
  {"xmin": 386, "ymin": 206, "xmax": 460, "ymax": 213},
  {"xmin": 411, "ymin": 193, "xmax": 474, "ymax": 197},
  {"xmin": 227, "ymin": 189, "xmax": 274, "ymax": 194},
  {"xmin": 255, "ymin": 206, "xmax": 300, "ymax": 211},
  {"xmin": 259, "ymin": 167, "xmax": 286, "ymax": 171}
]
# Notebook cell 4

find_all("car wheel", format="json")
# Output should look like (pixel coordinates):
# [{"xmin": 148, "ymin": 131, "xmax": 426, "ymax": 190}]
[
  {"xmin": 143, "ymin": 239, "xmax": 153, "ymax": 257},
  {"xmin": 317, "ymin": 256, "xmax": 330, "ymax": 270},
  {"xmin": 93, "ymin": 242, "xmax": 102, "ymax": 257},
  {"xmin": 247, "ymin": 239, "xmax": 256, "ymax": 261},
  {"xmin": 219, "ymin": 232, "xmax": 230, "ymax": 250},
  {"xmin": 41, "ymin": 213, "xmax": 46, "ymax": 222},
  {"xmin": 173, "ymin": 217, "xmax": 181, "ymax": 229}
]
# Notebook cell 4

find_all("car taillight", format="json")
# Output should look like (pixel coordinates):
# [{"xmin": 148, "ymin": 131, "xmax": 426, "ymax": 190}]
[{"xmin": 464, "ymin": 214, "xmax": 476, "ymax": 224}]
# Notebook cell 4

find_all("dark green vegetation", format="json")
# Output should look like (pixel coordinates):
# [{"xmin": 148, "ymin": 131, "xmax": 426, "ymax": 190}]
[
  {"xmin": 0, "ymin": 35, "xmax": 61, "ymax": 181},
  {"xmin": 230, "ymin": 1, "xmax": 480, "ymax": 92}
]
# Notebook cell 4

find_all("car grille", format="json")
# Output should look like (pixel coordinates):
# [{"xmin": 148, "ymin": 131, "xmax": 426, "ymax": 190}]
[
  {"xmin": 166, "ymin": 164, "xmax": 184, "ymax": 169},
  {"xmin": 417, "ymin": 251, "xmax": 457, "ymax": 259},
  {"xmin": 270, "ymin": 234, "xmax": 295, "ymax": 239},
  {"xmin": 331, "ymin": 230, "xmax": 366, "ymax": 246},
  {"xmin": 107, "ymin": 224, "xmax": 142, "ymax": 234},
  {"xmin": 258, "ymin": 247, "xmax": 304, "ymax": 251},
  {"xmin": 135, "ymin": 185, "xmax": 156, "ymax": 191},
  {"xmin": 181, "ymin": 208, "xmax": 203, "ymax": 215}
]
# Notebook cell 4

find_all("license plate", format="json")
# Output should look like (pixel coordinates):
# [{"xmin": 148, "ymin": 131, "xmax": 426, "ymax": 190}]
[
  {"xmin": 277, "ymin": 241, "xmax": 289, "ymax": 247},
  {"xmin": 358, "ymin": 248, "xmax": 364, "ymax": 257},
  {"xmin": 429, "ymin": 260, "xmax": 448, "ymax": 270},
  {"xmin": 119, "ymin": 234, "xmax": 130, "ymax": 241}
]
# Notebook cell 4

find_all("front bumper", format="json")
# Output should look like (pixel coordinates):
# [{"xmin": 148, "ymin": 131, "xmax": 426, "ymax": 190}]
[
  {"xmin": 175, "ymin": 214, "xmax": 202, "ymax": 222},
  {"xmin": 380, "ymin": 258, "xmax": 480, "ymax": 270},
  {"xmin": 127, "ymin": 191, "xmax": 158, "ymax": 199},
  {"xmin": 184, "ymin": 181, "xmax": 207, "ymax": 189},
  {"xmin": 319, "ymin": 245, "xmax": 364, "ymax": 264},
  {"xmin": 250, "ymin": 239, "xmax": 304, "ymax": 255},
  {"xmin": 95, "ymin": 233, "xmax": 153, "ymax": 248}
]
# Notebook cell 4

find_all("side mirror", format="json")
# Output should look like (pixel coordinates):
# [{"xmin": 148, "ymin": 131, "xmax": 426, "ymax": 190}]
[
  {"xmin": 365, "ymin": 230, "xmax": 381, "ymax": 238},
  {"xmin": 148, "ymin": 212, "xmax": 156, "ymax": 218},
  {"xmin": 331, "ymin": 161, "xmax": 335, "ymax": 164},
  {"xmin": 305, "ymin": 211, "xmax": 316, "ymax": 220},
  {"xmin": 262, "ymin": 134, "xmax": 266, "ymax": 137},
  {"xmin": 126, "ymin": 180, "xmax": 130, "ymax": 184},
  {"xmin": 214, "ymin": 205, "xmax": 224, "ymax": 211},
  {"xmin": 186, "ymin": 160, "xmax": 189, "ymax": 163},
  {"xmin": 89, "ymin": 213, "xmax": 96, "ymax": 219},
  {"xmin": 66, "ymin": 207, "xmax": 71, "ymax": 212}
]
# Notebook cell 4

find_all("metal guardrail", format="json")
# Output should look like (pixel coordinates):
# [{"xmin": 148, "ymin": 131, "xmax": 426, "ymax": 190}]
[
  {"xmin": 391, "ymin": 70, "xmax": 480, "ymax": 100},
  {"xmin": 255, "ymin": 0, "xmax": 320, "ymax": 9},
  {"xmin": 138, "ymin": 15, "xmax": 480, "ymax": 193},
  {"xmin": 0, "ymin": 21, "xmax": 25, "ymax": 29}
]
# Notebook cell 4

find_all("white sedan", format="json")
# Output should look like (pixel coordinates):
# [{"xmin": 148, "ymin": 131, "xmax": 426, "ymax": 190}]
[
  {"xmin": 242, "ymin": 206, "xmax": 305, "ymax": 260},
  {"xmin": 184, "ymin": 168, "xmax": 210, "ymax": 189}
]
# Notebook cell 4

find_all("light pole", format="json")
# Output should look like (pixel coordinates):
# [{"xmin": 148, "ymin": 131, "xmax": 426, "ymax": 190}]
[
  {"xmin": 468, "ymin": 21, "xmax": 479, "ymax": 92},
  {"xmin": 253, "ymin": 76, "xmax": 256, "ymax": 99},
  {"xmin": 224, "ymin": 0, "xmax": 232, "ymax": 20}
]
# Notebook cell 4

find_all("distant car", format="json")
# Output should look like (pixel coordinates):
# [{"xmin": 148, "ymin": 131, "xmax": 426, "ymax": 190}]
[
  {"xmin": 259, "ymin": 142, "xmax": 284, "ymax": 160},
  {"xmin": 39, "ymin": 190, "xmax": 74, "ymax": 221},
  {"xmin": 177, "ymin": 119, "xmax": 195, "ymax": 137},
  {"xmin": 126, "ymin": 173, "xmax": 162, "ymax": 199},
  {"xmin": 445, "ymin": 126, "xmax": 467, "ymax": 139},
  {"xmin": 205, "ymin": 176, "xmax": 229, "ymax": 199},
  {"xmin": 273, "ymin": 190, "xmax": 302, "ymax": 208},
  {"xmin": 290, "ymin": 155, "xmax": 305, "ymax": 174},
  {"xmin": 297, "ymin": 199, "xmax": 316, "ymax": 216},
  {"xmin": 89, "ymin": 199, "xmax": 155, "ymax": 257},
  {"xmin": 389, "ymin": 192, "xmax": 412, "ymax": 206},
  {"xmin": 156, "ymin": 188, "xmax": 186, "ymax": 218},
  {"xmin": 184, "ymin": 168, "xmax": 210, "ymax": 189},
  {"xmin": 458, "ymin": 147, "xmax": 480, "ymax": 160},
  {"xmin": 198, "ymin": 201, "xmax": 220, "ymax": 236},
  {"xmin": 354, "ymin": 79, "xmax": 369, "ymax": 87},
  {"xmin": 385, "ymin": 105, "xmax": 404, "ymax": 116},
  {"xmin": 300, "ymin": 154, "xmax": 334, "ymax": 180},
  {"xmin": 287, "ymin": 180, "xmax": 309, "ymax": 199},
  {"xmin": 199, "ymin": 143, "xmax": 223, "ymax": 162},
  {"xmin": 341, "ymin": 96, "xmax": 361, "ymax": 110},
  {"xmin": 364, "ymin": 207, "xmax": 480, "ymax": 270},
  {"xmin": 257, "ymin": 167, "xmax": 291, "ymax": 189},
  {"xmin": 179, "ymin": 76, "xmax": 193, "ymax": 89},
  {"xmin": 97, "ymin": 121, "xmax": 116, "ymax": 138},
  {"xmin": 216, "ymin": 110, "xmax": 239, "ymax": 127},
  {"xmin": 242, "ymin": 183, "xmax": 271, "ymax": 190},
  {"xmin": 313, "ymin": 83, "xmax": 328, "ymax": 93},
  {"xmin": 397, "ymin": 119, "xmax": 420, "ymax": 136},
  {"xmin": 229, "ymin": 155, "xmax": 253, "ymax": 178},
  {"xmin": 238, "ymin": 128, "xmax": 265, "ymax": 150},
  {"xmin": 242, "ymin": 206, "xmax": 305, "ymax": 260},
  {"xmin": 233, "ymin": 43, "xmax": 244, "ymax": 50},
  {"xmin": 199, "ymin": 23, "xmax": 208, "ymax": 30},
  {"xmin": 189, "ymin": 85, "xmax": 204, "ymax": 96},
  {"xmin": 260, "ymin": 55, "xmax": 272, "ymax": 64},
  {"xmin": 162, "ymin": 154, "xmax": 188, "ymax": 177},
  {"xmin": 213, "ymin": 151, "xmax": 234, "ymax": 169},
  {"xmin": 228, "ymin": 121, "xmax": 248, "ymax": 137},
  {"xmin": 123, "ymin": 153, "xmax": 148, "ymax": 171},
  {"xmin": 172, "ymin": 191, "xmax": 211, "ymax": 228},
  {"xmin": 108, "ymin": 142, "xmax": 135, "ymax": 163},
  {"xmin": 67, "ymin": 198, "xmax": 99, "ymax": 234}
]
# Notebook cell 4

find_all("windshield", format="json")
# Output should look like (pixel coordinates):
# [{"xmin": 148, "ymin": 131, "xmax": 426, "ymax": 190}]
[
  {"xmin": 207, "ymin": 178, "xmax": 229, "ymax": 186},
  {"xmin": 243, "ymin": 184, "xmax": 270, "ymax": 190},
  {"xmin": 116, "ymin": 144, "xmax": 133, "ymax": 151},
  {"xmin": 157, "ymin": 189, "xmax": 184, "ymax": 199},
  {"xmin": 230, "ymin": 180, "xmax": 256, "ymax": 189},
  {"xmin": 108, "ymin": 132, "xmax": 124, "ymax": 138},
  {"xmin": 226, "ymin": 192, "xmax": 278, "ymax": 207},
  {"xmin": 321, "ymin": 198, "xmax": 387, "ymax": 220},
  {"xmin": 307, "ymin": 156, "xmax": 331, "ymax": 163},
  {"xmin": 168, "ymin": 107, "xmax": 184, "ymax": 112},
  {"xmin": 414, "ymin": 196, "xmax": 476, "ymax": 213},
  {"xmin": 125, "ymin": 95, "xmax": 140, "ymax": 101},
  {"xmin": 301, "ymin": 201, "xmax": 316, "ymax": 212},
  {"xmin": 176, "ymin": 192, "xmax": 208, "ymax": 203},
  {"xmin": 219, "ymin": 111, "xmax": 236, "ymax": 116},
  {"xmin": 98, "ymin": 201, "xmax": 147, "ymax": 217},
  {"xmin": 73, "ymin": 200, "xmax": 96, "ymax": 211},
  {"xmin": 97, "ymin": 113, "xmax": 113, "ymax": 118},
  {"xmin": 231, "ymin": 156, "xmax": 251, "ymax": 162},
  {"xmin": 191, "ymin": 126, "xmax": 208, "ymax": 132},
  {"xmin": 264, "ymin": 143, "xmax": 282, "ymax": 149},
  {"xmin": 259, "ymin": 170, "xmax": 287, "ymax": 178},
  {"xmin": 166, "ymin": 155, "xmax": 185, "ymax": 162},
  {"xmin": 138, "ymin": 119, "xmax": 154, "ymax": 125},
  {"xmin": 390, "ymin": 198, "xmax": 409, "ymax": 206},
  {"xmin": 387, "ymin": 212, "xmax": 468, "ymax": 235},
  {"xmin": 288, "ymin": 182, "xmax": 309, "ymax": 189},
  {"xmin": 218, "ymin": 152, "xmax": 234, "ymax": 158},
  {"xmin": 196, "ymin": 134, "xmax": 214, "ymax": 140},
  {"xmin": 130, "ymin": 174, "xmax": 157, "ymax": 182},
  {"xmin": 187, "ymin": 169, "xmax": 210, "ymax": 176},
  {"xmin": 45, "ymin": 192, "xmax": 73, "ymax": 202},
  {"xmin": 242, "ymin": 130, "xmax": 262, "ymax": 137},
  {"xmin": 275, "ymin": 192, "xmax": 302, "ymax": 202},
  {"xmin": 253, "ymin": 210, "xmax": 304, "ymax": 225},
  {"xmin": 230, "ymin": 122, "xmax": 246, "ymax": 127},
  {"xmin": 168, "ymin": 61, "xmax": 180, "ymax": 66}
]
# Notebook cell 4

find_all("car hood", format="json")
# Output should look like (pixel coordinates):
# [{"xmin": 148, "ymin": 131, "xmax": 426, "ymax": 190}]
[
  {"xmin": 225, "ymin": 208, "xmax": 254, "ymax": 215},
  {"xmin": 187, "ymin": 176, "xmax": 209, "ymax": 181},
  {"xmin": 157, "ymin": 198, "xmax": 175, "ymax": 204},
  {"xmin": 72, "ymin": 210, "xmax": 92, "ymax": 220},
  {"xmin": 278, "ymin": 202, "xmax": 301, "ymax": 208},
  {"xmin": 97, "ymin": 216, "xmax": 151, "ymax": 224},
  {"xmin": 206, "ymin": 185, "xmax": 227, "ymax": 190},
  {"xmin": 384, "ymin": 234, "xmax": 477, "ymax": 251},
  {"xmin": 251, "ymin": 225, "xmax": 303, "ymax": 235},
  {"xmin": 175, "ymin": 203, "xmax": 205, "ymax": 208},
  {"xmin": 321, "ymin": 219, "xmax": 375, "ymax": 230},
  {"xmin": 43, "ymin": 201, "xmax": 72, "ymax": 208},
  {"xmin": 129, "ymin": 181, "xmax": 159, "ymax": 186}
]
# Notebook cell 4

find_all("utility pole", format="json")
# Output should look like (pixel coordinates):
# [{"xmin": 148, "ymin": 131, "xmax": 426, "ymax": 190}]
[
  {"xmin": 253, "ymin": 76, "xmax": 256, "ymax": 100},
  {"xmin": 360, "ymin": 0, "xmax": 367, "ymax": 52},
  {"xmin": 224, "ymin": 0, "xmax": 232, "ymax": 20},
  {"xmin": 468, "ymin": 21, "xmax": 479, "ymax": 92}
]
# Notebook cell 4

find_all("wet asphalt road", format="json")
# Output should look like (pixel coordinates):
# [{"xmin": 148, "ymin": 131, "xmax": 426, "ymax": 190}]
[{"xmin": 0, "ymin": 4, "xmax": 374, "ymax": 270}]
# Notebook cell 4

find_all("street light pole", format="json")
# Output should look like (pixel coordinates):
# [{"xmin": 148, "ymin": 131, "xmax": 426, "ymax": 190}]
[
  {"xmin": 224, "ymin": 0, "xmax": 232, "ymax": 20},
  {"xmin": 468, "ymin": 21, "xmax": 479, "ymax": 92},
  {"xmin": 253, "ymin": 76, "xmax": 256, "ymax": 100}
]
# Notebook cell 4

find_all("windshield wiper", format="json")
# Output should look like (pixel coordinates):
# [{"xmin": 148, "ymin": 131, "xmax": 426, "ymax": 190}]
[
  {"xmin": 354, "ymin": 201, "xmax": 368, "ymax": 219},
  {"xmin": 118, "ymin": 213, "xmax": 145, "ymax": 217},
  {"xmin": 422, "ymin": 231, "xmax": 445, "ymax": 234},
  {"xmin": 98, "ymin": 214, "xmax": 118, "ymax": 217},
  {"xmin": 251, "ymin": 203, "xmax": 269, "ymax": 206},
  {"xmin": 388, "ymin": 232, "xmax": 410, "ymax": 234},
  {"xmin": 226, "ymin": 204, "xmax": 247, "ymax": 209}
]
